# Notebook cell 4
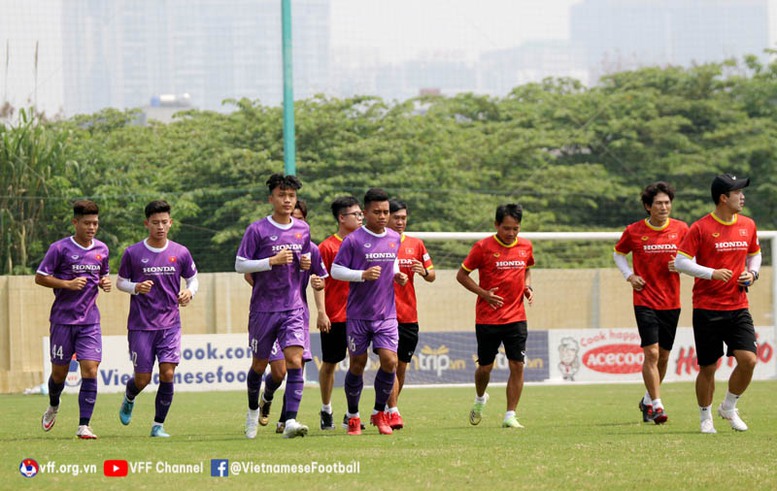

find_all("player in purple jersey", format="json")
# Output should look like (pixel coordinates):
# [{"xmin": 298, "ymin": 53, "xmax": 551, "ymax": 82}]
[
  {"xmin": 331, "ymin": 188, "xmax": 408, "ymax": 435},
  {"xmin": 243, "ymin": 200, "xmax": 329, "ymax": 434},
  {"xmin": 236, "ymin": 174, "xmax": 312, "ymax": 439},
  {"xmin": 37, "ymin": 200, "xmax": 111, "ymax": 440},
  {"xmin": 116, "ymin": 200, "xmax": 198, "ymax": 438}
]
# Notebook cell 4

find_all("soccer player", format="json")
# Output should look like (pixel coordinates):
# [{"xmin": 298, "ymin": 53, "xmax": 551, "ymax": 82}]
[
  {"xmin": 245, "ymin": 200, "xmax": 328, "ymax": 434},
  {"xmin": 116, "ymin": 200, "xmax": 198, "ymax": 438},
  {"xmin": 613, "ymin": 182, "xmax": 689, "ymax": 424},
  {"xmin": 457, "ymin": 203, "xmax": 535, "ymax": 429},
  {"xmin": 331, "ymin": 188, "xmax": 408, "ymax": 435},
  {"xmin": 675, "ymin": 173, "xmax": 761, "ymax": 434},
  {"xmin": 37, "ymin": 199, "xmax": 111, "ymax": 439},
  {"xmin": 237, "ymin": 174, "xmax": 312, "ymax": 439},
  {"xmin": 317, "ymin": 195, "xmax": 364, "ymax": 430},
  {"xmin": 384, "ymin": 199, "xmax": 435, "ymax": 429}
]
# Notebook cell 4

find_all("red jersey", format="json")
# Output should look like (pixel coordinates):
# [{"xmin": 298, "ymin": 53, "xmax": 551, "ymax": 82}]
[
  {"xmin": 461, "ymin": 235, "xmax": 534, "ymax": 325},
  {"xmin": 678, "ymin": 213, "xmax": 760, "ymax": 311},
  {"xmin": 394, "ymin": 234, "xmax": 434, "ymax": 323},
  {"xmin": 319, "ymin": 234, "xmax": 350, "ymax": 323},
  {"xmin": 614, "ymin": 218, "xmax": 689, "ymax": 310}
]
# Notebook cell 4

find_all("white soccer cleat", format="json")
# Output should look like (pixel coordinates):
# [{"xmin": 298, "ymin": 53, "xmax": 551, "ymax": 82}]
[
  {"xmin": 700, "ymin": 418, "xmax": 717, "ymax": 434},
  {"xmin": 282, "ymin": 419, "xmax": 309, "ymax": 439},
  {"xmin": 717, "ymin": 405, "xmax": 748, "ymax": 432},
  {"xmin": 245, "ymin": 409, "xmax": 259, "ymax": 439},
  {"xmin": 76, "ymin": 425, "xmax": 97, "ymax": 439},
  {"xmin": 41, "ymin": 405, "xmax": 58, "ymax": 432}
]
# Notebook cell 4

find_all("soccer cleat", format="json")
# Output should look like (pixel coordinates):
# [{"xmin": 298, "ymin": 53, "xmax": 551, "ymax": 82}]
[
  {"xmin": 41, "ymin": 405, "xmax": 58, "ymax": 432},
  {"xmin": 370, "ymin": 412, "xmax": 393, "ymax": 435},
  {"xmin": 76, "ymin": 425, "xmax": 97, "ymax": 439},
  {"xmin": 282, "ymin": 419, "xmax": 309, "ymax": 439},
  {"xmin": 150, "ymin": 424, "xmax": 170, "ymax": 438},
  {"xmin": 342, "ymin": 413, "xmax": 366, "ymax": 430},
  {"xmin": 119, "ymin": 395, "xmax": 135, "ymax": 426},
  {"xmin": 700, "ymin": 418, "xmax": 717, "ymax": 434},
  {"xmin": 638, "ymin": 399, "xmax": 653, "ymax": 423},
  {"xmin": 347, "ymin": 416, "xmax": 362, "ymax": 436},
  {"xmin": 718, "ymin": 405, "xmax": 748, "ymax": 431},
  {"xmin": 469, "ymin": 393, "xmax": 489, "ymax": 426},
  {"xmin": 388, "ymin": 411, "xmax": 404, "ymax": 430},
  {"xmin": 245, "ymin": 409, "xmax": 259, "ymax": 439},
  {"xmin": 276, "ymin": 422, "xmax": 285, "ymax": 434},
  {"xmin": 320, "ymin": 410, "xmax": 335, "ymax": 430},
  {"xmin": 650, "ymin": 407, "xmax": 668, "ymax": 425},
  {"xmin": 502, "ymin": 415, "xmax": 525, "ymax": 429},
  {"xmin": 258, "ymin": 394, "xmax": 271, "ymax": 426}
]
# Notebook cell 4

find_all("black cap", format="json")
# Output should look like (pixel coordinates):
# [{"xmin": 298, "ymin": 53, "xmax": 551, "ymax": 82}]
[{"xmin": 711, "ymin": 173, "xmax": 750, "ymax": 202}]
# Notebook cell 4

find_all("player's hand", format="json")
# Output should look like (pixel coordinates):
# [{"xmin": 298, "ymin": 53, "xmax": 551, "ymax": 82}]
[
  {"xmin": 178, "ymin": 289, "xmax": 192, "ymax": 306},
  {"xmin": 310, "ymin": 275, "xmax": 325, "ymax": 291},
  {"xmin": 668, "ymin": 257, "xmax": 677, "ymax": 273},
  {"xmin": 482, "ymin": 287, "xmax": 504, "ymax": 309},
  {"xmin": 317, "ymin": 311, "xmax": 331, "ymax": 333},
  {"xmin": 362, "ymin": 266, "xmax": 382, "ymax": 281},
  {"xmin": 737, "ymin": 271, "xmax": 755, "ymax": 287},
  {"xmin": 99, "ymin": 276, "xmax": 112, "ymax": 292},
  {"xmin": 135, "ymin": 280, "xmax": 154, "ymax": 294},
  {"xmin": 299, "ymin": 252, "xmax": 311, "ymax": 271},
  {"xmin": 270, "ymin": 249, "xmax": 294, "ymax": 266},
  {"xmin": 524, "ymin": 286, "xmax": 534, "ymax": 305},
  {"xmin": 410, "ymin": 259, "xmax": 425, "ymax": 276},
  {"xmin": 711, "ymin": 269, "xmax": 733, "ymax": 282},
  {"xmin": 627, "ymin": 274, "xmax": 646, "ymax": 291},
  {"xmin": 394, "ymin": 272, "xmax": 409, "ymax": 286},
  {"xmin": 67, "ymin": 277, "xmax": 88, "ymax": 291}
]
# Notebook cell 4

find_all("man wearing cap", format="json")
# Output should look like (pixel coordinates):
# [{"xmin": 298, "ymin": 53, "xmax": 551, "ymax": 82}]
[{"xmin": 675, "ymin": 173, "xmax": 761, "ymax": 434}]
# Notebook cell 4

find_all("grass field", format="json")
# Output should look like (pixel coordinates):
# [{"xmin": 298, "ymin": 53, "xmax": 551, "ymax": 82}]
[{"xmin": 3, "ymin": 380, "xmax": 777, "ymax": 490}]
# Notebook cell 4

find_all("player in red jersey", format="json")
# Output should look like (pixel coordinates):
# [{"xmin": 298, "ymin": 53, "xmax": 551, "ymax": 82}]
[
  {"xmin": 457, "ymin": 204, "xmax": 534, "ymax": 429},
  {"xmin": 675, "ymin": 173, "xmax": 761, "ymax": 434},
  {"xmin": 614, "ymin": 182, "xmax": 689, "ymax": 424},
  {"xmin": 317, "ymin": 196, "xmax": 364, "ymax": 431},
  {"xmin": 383, "ymin": 199, "xmax": 435, "ymax": 429}
]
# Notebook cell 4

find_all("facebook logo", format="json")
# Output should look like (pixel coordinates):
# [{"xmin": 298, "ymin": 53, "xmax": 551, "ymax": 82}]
[{"xmin": 210, "ymin": 459, "xmax": 229, "ymax": 477}]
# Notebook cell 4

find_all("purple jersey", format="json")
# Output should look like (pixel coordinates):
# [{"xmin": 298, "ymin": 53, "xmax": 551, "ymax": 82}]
[
  {"xmin": 237, "ymin": 216, "xmax": 311, "ymax": 313},
  {"xmin": 334, "ymin": 226, "xmax": 400, "ymax": 321},
  {"xmin": 118, "ymin": 239, "xmax": 197, "ymax": 331},
  {"xmin": 36, "ymin": 236, "xmax": 110, "ymax": 325}
]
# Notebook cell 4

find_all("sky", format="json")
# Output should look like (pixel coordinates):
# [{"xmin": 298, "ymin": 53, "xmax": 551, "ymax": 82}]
[{"xmin": 330, "ymin": 0, "xmax": 582, "ymax": 62}]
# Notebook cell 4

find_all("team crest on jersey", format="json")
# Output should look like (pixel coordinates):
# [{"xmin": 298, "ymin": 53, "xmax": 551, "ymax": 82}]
[
  {"xmin": 641, "ymin": 236, "xmax": 649, "ymax": 241},
  {"xmin": 389, "ymin": 242, "xmax": 396, "ymax": 248},
  {"xmin": 270, "ymin": 235, "xmax": 278, "ymax": 241},
  {"xmin": 668, "ymin": 233, "xmax": 677, "ymax": 240},
  {"xmin": 712, "ymin": 232, "xmax": 720, "ymax": 238},
  {"xmin": 71, "ymin": 254, "xmax": 80, "ymax": 260},
  {"xmin": 95, "ymin": 254, "xmax": 102, "ymax": 260},
  {"xmin": 169, "ymin": 256, "xmax": 177, "ymax": 263},
  {"xmin": 406, "ymin": 247, "xmax": 414, "ymax": 254},
  {"xmin": 493, "ymin": 253, "xmax": 500, "ymax": 258},
  {"xmin": 518, "ymin": 250, "xmax": 528, "ymax": 257},
  {"xmin": 739, "ymin": 229, "xmax": 748, "ymax": 236},
  {"xmin": 295, "ymin": 232, "xmax": 302, "ymax": 239},
  {"xmin": 141, "ymin": 258, "xmax": 150, "ymax": 263},
  {"xmin": 364, "ymin": 243, "xmax": 372, "ymax": 249}
]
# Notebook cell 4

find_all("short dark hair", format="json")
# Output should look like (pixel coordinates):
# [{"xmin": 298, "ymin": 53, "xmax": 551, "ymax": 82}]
[
  {"xmin": 73, "ymin": 199, "xmax": 99, "ymax": 217},
  {"xmin": 364, "ymin": 188, "xmax": 389, "ymax": 208},
  {"xmin": 266, "ymin": 173, "xmax": 302, "ymax": 194},
  {"xmin": 389, "ymin": 199, "xmax": 407, "ymax": 214},
  {"xmin": 145, "ymin": 199, "xmax": 171, "ymax": 219},
  {"xmin": 294, "ymin": 199, "xmax": 308, "ymax": 219},
  {"xmin": 641, "ymin": 181, "xmax": 675, "ymax": 213},
  {"xmin": 495, "ymin": 203, "xmax": 523, "ymax": 224},
  {"xmin": 330, "ymin": 195, "xmax": 360, "ymax": 221}
]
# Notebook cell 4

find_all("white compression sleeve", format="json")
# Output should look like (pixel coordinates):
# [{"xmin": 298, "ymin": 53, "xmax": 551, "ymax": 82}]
[
  {"xmin": 613, "ymin": 252, "xmax": 633, "ymax": 280},
  {"xmin": 331, "ymin": 263, "xmax": 365, "ymax": 282},
  {"xmin": 674, "ymin": 254, "xmax": 714, "ymax": 280}
]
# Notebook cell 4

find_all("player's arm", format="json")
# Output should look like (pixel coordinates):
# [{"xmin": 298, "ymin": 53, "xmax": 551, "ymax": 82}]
[
  {"xmin": 177, "ymin": 274, "xmax": 198, "ymax": 306},
  {"xmin": 738, "ymin": 252, "xmax": 762, "ymax": 286},
  {"xmin": 674, "ymin": 253, "xmax": 731, "ymax": 282},
  {"xmin": 313, "ymin": 287, "xmax": 331, "ymax": 332},
  {"xmin": 411, "ymin": 259, "xmax": 436, "ymax": 282},
  {"xmin": 456, "ymin": 266, "xmax": 503, "ymax": 308},
  {"xmin": 35, "ymin": 273, "xmax": 87, "ymax": 291},
  {"xmin": 116, "ymin": 276, "xmax": 154, "ymax": 294},
  {"xmin": 393, "ymin": 258, "xmax": 408, "ymax": 286},
  {"xmin": 524, "ymin": 268, "xmax": 534, "ymax": 305},
  {"xmin": 331, "ymin": 262, "xmax": 376, "ymax": 282},
  {"xmin": 613, "ymin": 251, "xmax": 645, "ymax": 291}
]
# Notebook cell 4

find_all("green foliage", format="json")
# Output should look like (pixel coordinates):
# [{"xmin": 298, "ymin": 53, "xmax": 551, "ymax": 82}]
[{"xmin": 3, "ymin": 56, "xmax": 777, "ymax": 273}]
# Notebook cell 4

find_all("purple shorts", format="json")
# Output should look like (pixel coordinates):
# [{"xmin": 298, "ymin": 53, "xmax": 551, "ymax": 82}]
[
  {"xmin": 128, "ymin": 328, "xmax": 182, "ymax": 373},
  {"xmin": 248, "ymin": 308, "xmax": 306, "ymax": 360},
  {"xmin": 346, "ymin": 318, "xmax": 398, "ymax": 356},
  {"xmin": 49, "ymin": 324, "xmax": 102, "ymax": 364}
]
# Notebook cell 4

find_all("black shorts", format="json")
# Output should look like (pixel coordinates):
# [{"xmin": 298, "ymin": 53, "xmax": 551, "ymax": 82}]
[
  {"xmin": 692, "ymin": 309, "xmax": 757, "ymax": 367},
  {"xmin": 320, "ymin": 322, "xmax": 347, "ymax": 364},
  {"xmin": 397, "ymin": 323, "xmax": 419, "ymax": 363},
  {"xmin": 634, "ymin": 306, "xmax": 680, "ymax": 350},
  {"xmin": 475, "ymin": 322, "xmax": 527, "ymax": 365}
]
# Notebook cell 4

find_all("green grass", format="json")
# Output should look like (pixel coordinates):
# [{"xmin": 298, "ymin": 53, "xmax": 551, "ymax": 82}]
[{"xmin": 3, "ymin": 381, "xmax": 777, "ymax": 490}]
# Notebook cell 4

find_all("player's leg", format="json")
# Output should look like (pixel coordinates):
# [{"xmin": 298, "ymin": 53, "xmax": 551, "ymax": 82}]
[
  {"xmin": 718, "ymin": 310, "xmax": 757, "ymax": 431},
  {"xmin": 120, "ymin": 330, "xmax": 153, "ymax": 426},
  {"xmin": 692, "ymin": 309, "xmax": 722, "ymax": 433},
  {"xmin": 245, "ymin": 311, "xmax": 274, "ymax": 438},
  {"xmin": 42, "ymin": 324, "xmax": 73, "ymax": 432},
  {"xmin": 344, "ymin": 319, "xmax": 371, "ymax": 435},
  {"xmin": 471, "ymin": 324, "xmax": 499, "ymax": 425},
  {"xmin": 502, "ymin": 322, "xmax": 527, "ymax": 428},
  {"xmin": 386, "ymin": 322, "xmax": 417, "ymax": 429},
  {"xmin": 635, "ymin": 307, "xmax": 661, "ymax": 422},
  {"xmin": 74, "ymin": 324, "xmax": 102, "ymax": 438},
  {"xmin": 151, "ymin": 328, "xmax": 181, "ymax": 437},
  {"xmin": 279, "ymin": 308, "xmax": 308, "ymax": 438},
  {"xmin": 261, "ymin": 343, "xmax": 287, "ymax": 426},
  {"xmin": 368, "ymin": 319, "xmax": 398, "ymax": 435},
  {"xmin": 319, "ymin": 322, "xmax": 346, "ymax": 430}
]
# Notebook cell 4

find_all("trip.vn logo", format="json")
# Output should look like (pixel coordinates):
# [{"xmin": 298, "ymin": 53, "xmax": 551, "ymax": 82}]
[
  {"xmin": 211, "ymin": 459, "xmax": 229, "ymax": 477},
  {"xmin": 103, "ymin": 460, "xmax": 129, "ymax": 477}
]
